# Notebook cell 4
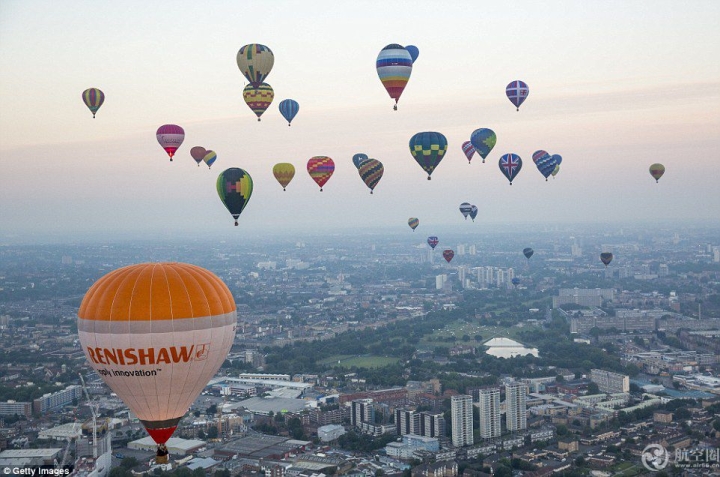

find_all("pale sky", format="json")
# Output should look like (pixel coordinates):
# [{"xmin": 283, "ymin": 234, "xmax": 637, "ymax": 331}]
[{"xmin": 1, "ymin": 0, "xmax": 719, "ymax": 243}]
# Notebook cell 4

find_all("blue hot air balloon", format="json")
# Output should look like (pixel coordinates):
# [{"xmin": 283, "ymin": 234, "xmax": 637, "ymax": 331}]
[
  {"xmin": 506, "ymin": 80, "xmax": 529, "ymax": 111},
  {"xmin": 512, "ymin": 277, "xmax": 521, "ymax": 287},
  {"xmin": 406, "ymin": 45, "xmax": 419, "ymax": 63},
  {"xmin": 278, "ymin": 99, "xmax": 299, "ymax": 126},
  {"xmin": 499, "ymin": 153, "xmax": 522, "ymax": 185},
  {"xmin": 353, "ymin": 153, "xmax": 369, "ymax": 169},
  {"xmin": 551, "ymin": 154, "xmax": 562, "ymax": 165},
  {"xmin": 469, "ymin": 205, "xmax": 478, "ymax": 222},
  {"xmin": 470, "ymin": 128, "xmax": 497, "ymax": 163},
  {"xmin": 532, "ymin": 150, "xmax": 558, "ymax": 181}
]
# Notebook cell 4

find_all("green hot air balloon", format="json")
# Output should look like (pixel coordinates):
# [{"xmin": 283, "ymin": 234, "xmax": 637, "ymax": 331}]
[
  {"xmin": 409, "ymin": 132, "xmax": 448, "ymax": 180},
  {"xmin": 217, "ymin": 168, "xmax": 253, "ymax": 226}
]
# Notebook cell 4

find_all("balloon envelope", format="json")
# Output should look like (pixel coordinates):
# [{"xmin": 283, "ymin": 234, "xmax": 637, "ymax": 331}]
[
  {"xmin": 461, "ymin": 141, "xmax": 476, "ymax": 163},
  {"xmin": 156, "ymin": 124, "xmax": 185, "ymax": 161},
  {"xmin": 523, "ymin": 247, "xmax": 534, "ymax": 259},
  {"xmin": 77, "ymin": 262, "xmax": 236, "ymax": 444},
  {"xmin": 470, "ymin": 128, "xmax": 497, "ymax": 162},
  {"xmin": 216, "ymin": 168, "xmax": 253, "ymax": 225},
  {"xmin": 190, "ymin": 147, "xmax": 206, "ymax": 165},
  {"xmin": 307, "ymin": 156, "xmax": 335, "ymax": 191},
  {"xmin": 427, "ymin": 236, "xmax": 439, "ymax": 249},
  {"xmin": 499, "ymin": 153, "xmax": 522, "ymax": 184},
  {"xmin": 278, "ymin": 99, "xmax": 299, "ymax": 126},
  {"xmin": 358, "ymin": 159, "xmax": 384, "ymax": 193},
  {"xmin": 408, "ymin": 217, "xmax": 419, "ymax": 230},
  {"xmin": 243, "ymin": 83, "xmax": 274, "ymax": 120},
  {"xmin": 82, "ymin": 88, "xmax": 105, "ymax": 118},
  {"xmin": 203, "ymin": 150, "xmax": 217, "ymax": 169},
  {"xmin": 469, "ymin": 205, "xmax": 478, "ymax": 221},
  {"xmin": 512, "ymin": 277, "xmax": 521, "ymax": 286},
  {"xmin": 406, "ymin": 45, "xmax": 419, "ymax": 63},
  {"xmin": 443, "ymin": 249, "xmax": 454, "ymax": 263},
  {"xmin": 376, "ymin": 44, "xmax": 412, "ymax": 109},
  {"xmin": 506, "ymin": 80, "xmax": 529, "ymax": 110},
  {"xmin": 273, "ymin": 163, "xmax": 295, "ymax": 190},
  {"xmin": 532, "ymin": 150, "xmax": 557, "ymax": 180},
  {"xmin": 409, "ymin": 131, "xmax": 448, "ymax": 180},
  {"xmin": 551, "ymin": 154, "xmax": 562, "ymax": 166},
  {"xmin": 649, "ymin": 163, "xmax": 665, "ymax": 183},
  {"xmin": 236, "ymin": 44, "xmax": 274, "ymax": 87},
  {"xmin": 600, "ymin": 252, "xmax": 613, "ymax": 267},
  {"xmin": 459, "ymin": 202, "xmax": 472, "ymax": 219},
  {"xmin": 352, "ymin": 153, "xmax": 369, "ymax": 169}
]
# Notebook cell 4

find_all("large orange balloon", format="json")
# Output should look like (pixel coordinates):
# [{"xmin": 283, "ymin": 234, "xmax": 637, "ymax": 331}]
[{"xmin": 77, "ymin": 263, "xmax": 236, "ymax": 445}]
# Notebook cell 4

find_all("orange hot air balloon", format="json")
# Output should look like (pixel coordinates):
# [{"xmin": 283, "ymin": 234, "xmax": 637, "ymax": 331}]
[
  {"xmin": 273, "ymin": 163, "xmax": 295, "ymax": 191},
  {"xmin": 77, "ymin": 263, "xmax": 236, "ymax": 449}
]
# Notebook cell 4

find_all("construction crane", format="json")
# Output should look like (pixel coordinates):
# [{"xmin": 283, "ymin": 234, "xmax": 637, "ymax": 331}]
[{"xmin": 79, "ymin": 373, "xmax": 99, "ymax": 459}]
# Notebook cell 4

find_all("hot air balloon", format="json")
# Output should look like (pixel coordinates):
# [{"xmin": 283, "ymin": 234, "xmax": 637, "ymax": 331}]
[
  {"xmin": 190, "ymin": 147, "xmax": 206, "ymax": 167},
  {"xmin": 469, "ymin": 205, "xmax": 478, "ymax": 222},
  {"xmin": 236, "ymin": 44, "xmax": 274, "ymax": 87},
  {"xmin": 82, "ymin": 88, "xmax": 105, "ymax": 118},
  {"xmin": 459, "ymin": 202, "xmax": 472, "ymax": 220},
  {"xmin": 77, "ymin": 262, "xmax": 236, "ymax": 453},
  {"xmin": 532, "ymin": 150, "xmax": 557, "ymax": 181},
  {"xmin": 511, "ymin": 277, "xmax": 521, "ymax": 287},
  {"xmin": 352, "ymin": 153, "xmax": 369, "ymax": 169},
  {"xmin": 552, "ymin": 154, "xmax": 562, "ymax": 166},
  {"xmin": 523, "ymin": 248, "xmax": 534, "ymax": 260},
  {"xmin": 358, "ymin": 158, "xmax": 384, "ymax": 194},
  {"xmin": 408, "ymin": 217, "xmax": 419, "ymax": 231},
  {"xmin": 279, "ymin": 99, "xmax": 299, "ymax": 126},
  {"xmin": 649, "ymin": 163, "xmax": 665, "ymax": 183},
  {"xmin": 470, "ymin": 128, "xmax": 497, "ymax": 163},
  {"xmin": 406, "ymin": 45, "xmax": 419, "ymax": 63},
  {"xmin": 506, "ymin": 80, "xmax": 529, "ymax": 111},
  {"xmin": 376, "ymin": 44, "xmax": 412, "ymax": 110},
  {"xmin": 499, "ymin": 153, "xmax": 522, "ymax": 185},
  {"xmin": 409, "ymin": 132, "xmax": 448, "ymax": 180},
  {"xmin": 461, "ymin": 141, "xmax": 476, "ymax": 164},
  {"xmin": 427, "ymin": 236, "xmax": 439, "ymax": 249},
  {"xmin": 156, "ymin": 124, "xmax": 185, "ymax": 161},
  {"xmin": 600, "ymin": 252, "xmax": 613, "ymax": 267},
  {"xmin": 273, "ymin": 163, "xmax": 295, "ymax": 191},
  {"xmin": 551, "ymin": 165, "xmax": 560, "ymax": 178},
  {"xmin": 307, "ymin": 156, "xmax": 335, "ymax": 191},
  {"xmin": 217, "ymin": 168, "xmax": 253, "ymax": 226},
  {"xmin": 243, "ymin": 83, "xmax": 274, "ymax": 121},
  {"xmin": 443, "ymin": 249, "xmax": 454, "ymax": 263},
  {"xmin": 203, "ymin": 150, "xmax": 217, "ymax": 169}
]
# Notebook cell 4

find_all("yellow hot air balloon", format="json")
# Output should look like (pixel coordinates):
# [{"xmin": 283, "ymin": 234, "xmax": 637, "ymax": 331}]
[
  {"xmin": 77, "ymin": 263, "xmax": 236, "ymax": 454},
  {"xmin": 273, "ymin": 163, "xmax": 295, "ymax": 191},
  {"xmin": 236, "ymin": 44, "xmax": 275, "ymax": 87}
]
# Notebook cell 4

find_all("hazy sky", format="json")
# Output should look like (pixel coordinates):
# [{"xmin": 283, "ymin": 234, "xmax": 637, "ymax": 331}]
[{"xmin": 1, "ymin": 0, "xmax": 719, "ymax": 243}]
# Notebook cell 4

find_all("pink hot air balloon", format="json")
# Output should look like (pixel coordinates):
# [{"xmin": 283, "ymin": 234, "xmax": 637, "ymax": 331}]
[{"xmin": 156, "ymin": 124, "xmax": 185, "ymax": 161}]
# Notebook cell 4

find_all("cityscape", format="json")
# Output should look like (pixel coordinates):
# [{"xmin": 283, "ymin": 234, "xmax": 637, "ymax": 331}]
[{"xmin": 1, "ymin": 223, "xmax": 719, "ymax": 476}]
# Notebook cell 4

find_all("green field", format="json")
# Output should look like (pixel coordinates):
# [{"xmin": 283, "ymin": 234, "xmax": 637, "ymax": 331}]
[
  {"xmin": 420, "ymin": 320, "xmax": 541, "ymax": 350},
  {"xmin": 317, "ymin": 355, "xmax": 400, "ymax": 369}
]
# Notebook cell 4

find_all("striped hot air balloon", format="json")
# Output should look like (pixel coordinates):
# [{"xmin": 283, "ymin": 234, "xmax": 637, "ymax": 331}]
[
  {"xmin": 77, "ymin": 263, "xmax": 236, "ymax": 448},
  {"xmin": 461, "ymin": 141, "xmax": 476, "ymax": 164},
  {"xmin": 408, "ymin": 217, "xmax": 419, "ymax": 231},
  {"xmin": 203, "ymin": 150, "xmax": 217, "ymax": 169},
  {"xmin": 376, "ymin": 44, "xmax": 412, "ymax": 110},
  {"xmin": 236, "ymin": 44, "xmax": 274, "ymax": 87},
  {"xmin": 358, "ymin": 158, "xmax": 384, "ymax": 194},
  {"xmin": 307, "ymin": 156, "xmax": 335, "ymax": 191},
  {"xmin": 82, "ymin": 88, "xmax": 105, "ymax": 118},
  {"xmin": 243, "ymin": 83, "xmax": 274, "ymax": 121},
  {"xmin": 649, "ymin": 163, "xmax": 665, "ymax": 183},
  {"xmin": 278, "ymin": 99, "xmax": 299, "ymax": 126}
]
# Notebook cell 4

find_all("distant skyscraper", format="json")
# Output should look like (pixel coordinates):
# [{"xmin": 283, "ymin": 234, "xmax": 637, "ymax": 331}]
[
  {"xmin": 505, "ymin": 382, "xmax": 527, "ymax": 432},
  {"xmin": 457, "ymin": 244, "xmax": 466, "ymax": 256},
  {"xmin": 478, "ymin": 388, "xmax": 501, "ymax": 439},
  {"xmin": 435, "ymin": 274, "xmax": 447, "ymax": 290},
  {"xmin": 469, "ymin": 244, "xmax": 477, "ymax": 255},
  {"xmin": 451, "ymin": 394, "xmax": 473, "ymax": 447},
  {"xmin": 419, "ymin": 411, "xmax": 445, "ymax": 438},
  {"xmin": 395, "ymin": 408, "xmax": 418, "ymax": 436},
  {"xmin": 351, "ymin": 399, "xmax": 375, "ymax": 428}
]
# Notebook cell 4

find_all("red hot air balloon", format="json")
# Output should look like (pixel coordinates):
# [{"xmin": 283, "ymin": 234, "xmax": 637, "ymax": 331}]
[
  {"xmin": 307, "ymin": 156, "xmax": 335, "ymax": 191},
  {"xmin": 156, "ymin": 124, "xmax": 185, "ymax": 161},
  {"xmin": 443, "ymin": 249, "xmax": 454, "ymax": 263}
]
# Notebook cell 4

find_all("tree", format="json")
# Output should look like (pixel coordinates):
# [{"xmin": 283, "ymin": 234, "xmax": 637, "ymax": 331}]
[
  {"xmin": 207, "ymin": 426, "xmax": 219, "ymax": 439},
  {"xmin": 587, "ymin": 382, "xmax": 600, "ymax": 394}
]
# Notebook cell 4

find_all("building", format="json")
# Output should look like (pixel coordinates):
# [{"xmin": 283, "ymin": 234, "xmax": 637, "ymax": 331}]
[
  {"xmin": 351, "ymin": 399, "xmax": 375, "ymax": 428},
  {"xmin": 505, "ymin": 382, "xmax": 527, "ymax": 432},
  {"xmin": 32, "ymin": 385, "xmax": 82, "ymax": 414},
  {"xmin": 318, "ymin": 424, "xmax": 345, "ymax": 442},
  {"xmin": 396, "ymin": 408, "xmax": 418, "ymax": 436},
  {"xmin": 0, "ymin": 401, "xmax": 31, "ymax": 417},
  {"xmin": 553, "ymin": 288, "xmax": 614, "ymax": 308},
  {"xmin": 451, "ymin": 395, "xmax": 473, "ymax": 447},
  {"xmin": 419, "ymin": 411, "xmax": 445, "ymax": 439},
  {"xmin": 590, "ymin": 369, "xmax": 629, "ymax": 394},
  {"xmin": 477, "ymin": 389, "xmax": 501, "ymax": 439}
]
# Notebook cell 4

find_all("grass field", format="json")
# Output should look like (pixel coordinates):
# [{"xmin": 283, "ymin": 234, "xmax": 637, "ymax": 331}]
[
  {"xmin": 317, "ymin": 355, "xmax": 400, "ymax": 369},
  {"xmin": 420, "ymin": 320, "xmax": 541, "ymax": 350}
]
